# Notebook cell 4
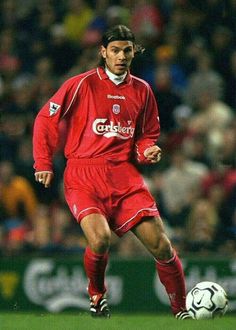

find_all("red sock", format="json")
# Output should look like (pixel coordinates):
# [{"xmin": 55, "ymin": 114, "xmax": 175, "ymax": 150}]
[
  {"xmin": 156, "ymin": 250, "xmax": 186, "ymax": 315},
  {"xmin": 84, "ymin": 246, "xmax": 108, "ymax": 296}
]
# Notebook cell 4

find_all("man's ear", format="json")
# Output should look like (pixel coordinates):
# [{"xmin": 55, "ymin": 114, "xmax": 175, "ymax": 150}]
[{"xmin": 100, "ymin": 45, "xmax": 106, "ymax": 59}]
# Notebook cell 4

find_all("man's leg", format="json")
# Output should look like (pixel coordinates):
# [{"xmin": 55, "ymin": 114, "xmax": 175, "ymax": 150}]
[
  {"xmin": 155, "ymin": 250, "xmax": 187, "ymax": 315},
  {"xmin": 84, "ymin": 246, "xmax": 108, "ymax": 296},
  {"xmin": 132, "ymin": 216, "xmax": 190, "ymax": 318},
  {"xmin": 81, "ymin": 213, "xmax": 111, "ymax": 317}
]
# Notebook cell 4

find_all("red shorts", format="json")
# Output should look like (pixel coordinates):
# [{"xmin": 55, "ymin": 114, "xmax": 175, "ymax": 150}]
[{"xmin": 64, "ymin": 158, "xmax": 159, "ymax": 236}]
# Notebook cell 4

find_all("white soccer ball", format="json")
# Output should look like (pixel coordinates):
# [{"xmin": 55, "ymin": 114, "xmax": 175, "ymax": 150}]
[{"xmin": 186, "ymin": 281, "xmax": 228, "ymax": 320}]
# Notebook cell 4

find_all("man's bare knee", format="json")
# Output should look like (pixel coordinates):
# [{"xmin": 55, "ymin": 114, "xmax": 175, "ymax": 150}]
[
  {"xmin": 132, "ymin": 216, "xmax": 173, "ymax": 260},
  {"xmin": 80, "ymin": 213, "xmax": 111, "ymax": 254},
  {"xmin": 153, "ymin": 233, "xmax": 173, "ymax": 260},
  {"xmin": 89, "ymin": 232, "xmax": 111, "ymax": 254}
]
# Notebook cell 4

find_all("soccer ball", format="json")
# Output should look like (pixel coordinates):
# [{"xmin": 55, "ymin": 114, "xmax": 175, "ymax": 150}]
[{"xmin": 186, "ymin": 281, "xmax": 228, "ymax": 320}]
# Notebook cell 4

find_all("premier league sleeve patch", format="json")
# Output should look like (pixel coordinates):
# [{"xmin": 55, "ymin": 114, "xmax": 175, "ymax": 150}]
[{"xmin": 49, "ymin": 102, "xmax": 61, "ymax": 116}]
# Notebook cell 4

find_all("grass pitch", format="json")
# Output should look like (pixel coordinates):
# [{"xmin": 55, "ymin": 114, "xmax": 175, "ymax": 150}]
[{"xmin": 0, "ymin": 312, "xmax": 235, "ymax": 330}]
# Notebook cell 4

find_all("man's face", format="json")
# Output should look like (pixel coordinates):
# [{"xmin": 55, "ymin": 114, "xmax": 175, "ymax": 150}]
[{"xmin": 101, "ymin": 40, "xmax": 135, "ymax": 75}]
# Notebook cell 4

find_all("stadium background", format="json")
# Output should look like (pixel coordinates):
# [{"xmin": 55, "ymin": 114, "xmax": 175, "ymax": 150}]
[{"xmin": 0, "ymin": 0, "xmax": 235, "ymax": 315}]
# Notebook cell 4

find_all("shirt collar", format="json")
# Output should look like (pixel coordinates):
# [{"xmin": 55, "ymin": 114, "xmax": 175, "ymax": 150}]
[
  {"xmin": 105, "ymin": 67, "xmax": 127, "ymax": 85},
  {"xmin": 97, "ymin": 66, "xmax": 131, "ymax": 84}
]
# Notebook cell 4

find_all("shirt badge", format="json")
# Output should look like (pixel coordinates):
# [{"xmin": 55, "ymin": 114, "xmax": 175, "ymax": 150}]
[
  {"xmin": 112, "ymin": 104, "xmax": 120, "ymax": 114},
  {"xmin": 49, "ymin": 102, "xmax": 60, "ymax": 116}
]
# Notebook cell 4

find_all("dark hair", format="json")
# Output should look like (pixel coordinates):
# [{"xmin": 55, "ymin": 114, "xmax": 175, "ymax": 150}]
[
  {"xmin": 101, "ymin": 24, "xmax": 144, "ymax": 54},
  {"xmin": 102, "ymin": 25, "xmax": 135, "ymax": 47},
  {"xmin": 99, "ymin": 25, "xmax": 144, "ymax": 66}
]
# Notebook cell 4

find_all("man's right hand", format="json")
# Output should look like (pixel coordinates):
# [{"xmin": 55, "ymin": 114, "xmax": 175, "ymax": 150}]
[{"xmin": 35, "ymin": 171, "xmax": 54, "ymax": 188}]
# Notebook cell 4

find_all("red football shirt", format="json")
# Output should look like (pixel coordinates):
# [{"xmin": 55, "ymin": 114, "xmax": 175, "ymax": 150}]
[{"xmin": 33, "ymin": 67, "xmax": 160, "ymax": 172}]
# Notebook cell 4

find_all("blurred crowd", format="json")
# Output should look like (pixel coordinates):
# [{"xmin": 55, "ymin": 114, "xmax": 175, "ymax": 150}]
[{"xmin": 0, "ymin": 0, "xmax": 236, "ymax": 257}]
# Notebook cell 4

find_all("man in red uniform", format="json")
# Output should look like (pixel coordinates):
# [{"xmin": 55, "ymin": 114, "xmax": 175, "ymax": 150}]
[{"xmin": 33, "ymin": 25, "xmax": 191, "ymax": 319}]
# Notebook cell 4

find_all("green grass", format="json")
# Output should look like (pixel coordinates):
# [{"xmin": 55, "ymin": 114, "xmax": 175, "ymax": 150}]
[{"xmin": 0, "ymin": 312, "xmax": 235, "ymax": 330}]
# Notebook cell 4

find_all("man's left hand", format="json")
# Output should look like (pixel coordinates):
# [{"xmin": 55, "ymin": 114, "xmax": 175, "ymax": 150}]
[{"xmin": 144, "ymin": 145, "xmax": 162, "ymax": 163}]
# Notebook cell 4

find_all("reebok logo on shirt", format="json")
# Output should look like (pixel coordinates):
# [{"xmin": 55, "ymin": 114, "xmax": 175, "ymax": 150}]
[
  {"xmin": 92, "ymin": 118, "xmax": 135, "ymax": 140},
  {"xmin": 107, "ymin": 94, "xmax": 125, "ymax": 100}
]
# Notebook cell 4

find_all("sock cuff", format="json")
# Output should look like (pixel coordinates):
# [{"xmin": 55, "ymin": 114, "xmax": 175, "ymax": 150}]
[
  {"xmin": 155, "ymin": 249, "xmax": 177, "ymax": 265},
  {"xmin": 85, "ymin": 246, "xmax": 108, "ymax": 259}
]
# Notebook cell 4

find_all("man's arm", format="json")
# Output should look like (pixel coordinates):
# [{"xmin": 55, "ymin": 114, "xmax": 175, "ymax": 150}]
[
  {"xmin": 134, "ymin": 85, "xmax": 161, "ymax": 163},
  {"xmin": 33, "ymin": 77, "xmax": 79, "ymax": 186}
]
